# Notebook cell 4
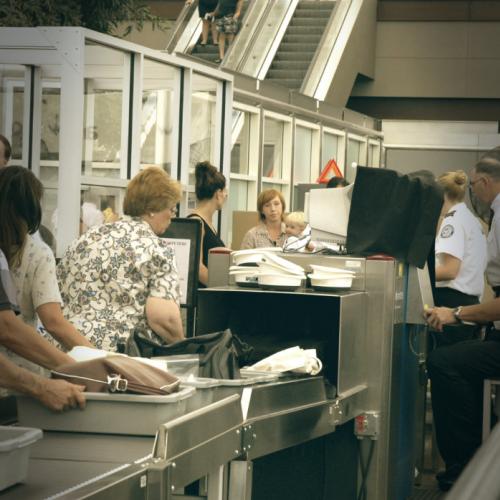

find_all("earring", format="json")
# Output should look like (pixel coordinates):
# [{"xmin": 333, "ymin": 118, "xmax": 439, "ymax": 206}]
[{"xmin": 150, "ymin": 213, "xmax": 155, "ymax": 217}]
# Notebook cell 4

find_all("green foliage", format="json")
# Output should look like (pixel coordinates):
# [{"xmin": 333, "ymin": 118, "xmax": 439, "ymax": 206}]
[{"xmin": 0, "ymin": 0, "xmax": 166, "ymax": 35}]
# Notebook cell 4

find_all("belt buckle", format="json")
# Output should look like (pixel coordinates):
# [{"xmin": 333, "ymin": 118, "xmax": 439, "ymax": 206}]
[{"xmin": 107, "ymin": 374, "xmax": 128, "ymax": 392}]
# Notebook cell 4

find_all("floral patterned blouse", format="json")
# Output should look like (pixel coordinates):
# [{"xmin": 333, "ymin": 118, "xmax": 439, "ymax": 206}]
[
  {"xmin": 10, "ymin": 234, "xmax": 62, "ymax": 327},
  {"xmin": 57, "ymin": 216, "xmax": 180, "ymax": 351}
]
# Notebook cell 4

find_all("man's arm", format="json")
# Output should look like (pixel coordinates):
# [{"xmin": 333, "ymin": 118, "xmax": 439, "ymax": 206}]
[
  {"xmin": 424, "ymin": 298, "xmax": 500, "ymax": 331},
  {"xmin": 0, "ymin": 308, "xmax": 73, "ymax": 369},
  {"xmin": 0, "ymin": 354, "xmax": 85, "ymax": 411}
]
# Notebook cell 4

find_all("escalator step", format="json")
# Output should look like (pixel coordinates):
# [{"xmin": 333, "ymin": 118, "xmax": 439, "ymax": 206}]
[
  {"xmin": 267, "ymin": 69, "xmax": 307, "ymax": 79},
  {"xmin": 278, "ymin": 42, "xmax": 318, "ymax": 52},
  {"xmin": 267, "ymin": 78, "xmax": 303, "ymax": 89},
  {"xmin": 274, "ymin": 51, "xmax": 315, "ymax": 61},
  {"xmin": 271, "ymin": 60, "xmax": 310, "ymax": 70},
  {"xmin": 283, "ymin": 34, "xmax": 325, "ymax": 43}
]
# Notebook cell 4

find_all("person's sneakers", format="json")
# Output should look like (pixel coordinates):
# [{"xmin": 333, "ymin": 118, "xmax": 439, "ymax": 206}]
[{"xmin": 436, "ymin": 464, "xmax": 464, "ymax": 492}]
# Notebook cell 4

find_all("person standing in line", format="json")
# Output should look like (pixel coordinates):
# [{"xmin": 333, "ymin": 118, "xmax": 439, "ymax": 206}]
[
  {"xmin": 240, "ymin": 189, "xmax": 287, "ymax": 249},
  {"xmin": 431, "ymin": 170, "xmax": 487, "ymax": 348},
  {"xmin": 188, "ymin": 161, "xmax": 229, "ymax": 286},
  {"xmin": 0, "ymin": 249, "xmax": 86, "ymax": 411},
  {"xmin": 209, "ymin": 0, "xmax": 243, "ymax": 63},
  {"xmin": 424, "ymin": 147, "xmax": 500, "ymax": 491}
]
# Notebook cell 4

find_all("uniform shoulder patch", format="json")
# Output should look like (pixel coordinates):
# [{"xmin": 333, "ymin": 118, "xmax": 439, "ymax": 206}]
[{"xmin": 440, "ymin": 224, "xmax": 454, "ymax": 238}]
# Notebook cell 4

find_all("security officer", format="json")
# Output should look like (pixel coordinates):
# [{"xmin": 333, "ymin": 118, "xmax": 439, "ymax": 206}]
[
  {"xmin": 425, "ymin": 147, "xmax": 500, "ymax": 491},
  {"xmin": 433, "ymin": 170, "xmax": 487, "ymax": 347}
]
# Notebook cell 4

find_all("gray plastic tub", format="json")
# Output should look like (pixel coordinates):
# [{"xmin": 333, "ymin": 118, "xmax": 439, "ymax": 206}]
[
  {"xmin": 16, "ymin": 387, "xmax": 195, "ymax": 436},
  {"xmin": 0, "ymin": 426, "xmax": 43, "ymax": 491}
]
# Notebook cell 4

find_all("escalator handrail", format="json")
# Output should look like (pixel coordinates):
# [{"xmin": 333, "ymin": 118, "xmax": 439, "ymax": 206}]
[
  {"xmin": 164, "ymin": 0, "xmax": 200, "ymax": 53},
  {"xmin": 301, "ymin": 0, "xmax": 353, "ymax": 97}
]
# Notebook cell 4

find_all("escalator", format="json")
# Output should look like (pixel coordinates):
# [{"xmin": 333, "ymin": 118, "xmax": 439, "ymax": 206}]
[
  {"xmin": 166, "ymin": 0, "xmax": 376, "ymax": 108},
  {"xmin": 265, "ymin": 1, "xmax": 336, "ymax": 90}
]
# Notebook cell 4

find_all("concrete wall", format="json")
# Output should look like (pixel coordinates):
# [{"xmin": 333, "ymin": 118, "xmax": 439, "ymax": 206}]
[{"xmin": 352, "ymin": 21, "xmax": 500, "ymax": 99}]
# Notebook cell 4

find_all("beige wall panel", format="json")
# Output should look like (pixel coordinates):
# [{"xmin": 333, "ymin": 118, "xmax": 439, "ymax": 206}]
[
  {"xmin": 375, "ymin": 22, "xmax": 468, "ymax": 58},
  {"xmin": 466, "ymin": 59, "xmax": 500, "ymax": 97},
  {"xmin": 467, "ymin": 23, "xmax": 500, "ymax": 57},
  {"xmin": 353, "ymin": 58, "xmax": 468, "ymax": 97}
]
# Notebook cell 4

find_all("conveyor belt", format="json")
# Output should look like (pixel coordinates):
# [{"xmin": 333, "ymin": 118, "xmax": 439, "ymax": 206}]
[{"xmin": 0, "ymin": 433, "xmax": 153, "ymax": 499}]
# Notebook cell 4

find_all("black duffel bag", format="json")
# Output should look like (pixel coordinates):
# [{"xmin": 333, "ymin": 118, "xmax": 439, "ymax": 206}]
[{"xmin": 127, "ymin": 329, "xmax": 253, "ymax": 380}]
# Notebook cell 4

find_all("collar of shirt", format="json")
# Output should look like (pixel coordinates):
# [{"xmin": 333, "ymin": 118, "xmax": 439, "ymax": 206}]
[{"xmin": 491, "ymin": 193, "xmax": 500, "ymax": 216}]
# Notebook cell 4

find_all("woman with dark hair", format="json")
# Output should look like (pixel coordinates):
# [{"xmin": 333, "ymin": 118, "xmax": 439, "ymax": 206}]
[
  {"xmin": 240, "ymin": 188, "xmax": 287, "ymax": 249},
  {"xmin": 188, "ymin": 161, "xmax": 228, "ymax": 286},
  {"xmin": 0, "ymin": 166, "xmax": 92, "ymax": 350}
]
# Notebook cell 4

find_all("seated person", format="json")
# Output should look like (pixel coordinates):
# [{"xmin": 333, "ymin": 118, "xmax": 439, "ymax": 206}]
[
  {"xmin": 0, "ymin": 250, "xmax": 85, "ymax": 411},
  {"xmin": 240, "ymin": 189, "xmax": 287, "ymax": 249},
  {"xmin": 0, "ymin": 166, "xmax": 92, "ymax": 350},
  {"xmin": 326, "ymin": 176, "xmax": 349, "ymax": 188},
  {"xmin": 283, "ymin": 211, "xmax": 314, "ymax": 252},
  {"xmin": 58, "ymin": 167, "xmax": 185, "ymax": 351}
]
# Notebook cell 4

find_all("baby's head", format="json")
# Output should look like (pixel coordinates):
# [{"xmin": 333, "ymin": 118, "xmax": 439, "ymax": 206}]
[{"xmin": 284, "ymin": 211, "xmax": 307, "ymax": 236}]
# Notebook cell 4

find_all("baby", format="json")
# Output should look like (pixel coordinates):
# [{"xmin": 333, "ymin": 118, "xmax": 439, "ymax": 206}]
[{"xmin": 283, "ymin": 211, "xmax": 314, "ymax": 252}]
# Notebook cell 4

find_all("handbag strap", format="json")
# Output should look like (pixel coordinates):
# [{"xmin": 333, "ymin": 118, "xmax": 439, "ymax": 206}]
[{"xmin": 52, "ymin": 370, "xmax": 129, "ymax": 393}]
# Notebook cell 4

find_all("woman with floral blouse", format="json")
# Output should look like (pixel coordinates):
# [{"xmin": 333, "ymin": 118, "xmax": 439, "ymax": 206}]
[{"xmin": 57, "ymin": 167, "xmax": 185, "ymax": 351}]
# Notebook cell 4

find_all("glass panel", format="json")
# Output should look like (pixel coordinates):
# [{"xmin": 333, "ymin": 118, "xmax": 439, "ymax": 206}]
[
  {"xmin": 141, "ymin": 59, "xmax": 176, "ymax": 174},
  {"xmin": 0, "ymin": 65, "xmax": 26, "ymax": 164},
  {"xmin": 230, "ymin": 110, "xmax": 251, "ymax": 175},
  {"xmin": 83, "ymin": 42, "xmax": 128, "ymax": 178},
  {"xmin": 40, "ymin": 83, "xmax": 61, "ymax": 183},
  {"xmin": 190, "ymin": 73, "xmax": 217, "ymax": 185},
  {"xmin": 368, "ymin": 143, "xmax": 380, "ymax": 167},
  {"xmin": 80, "ymin": 185, "xmax": 124, "ymax": 234},
  {"xmin": 322, "ymin": 133, "xmax": 339, "ymax": 170},
  {"xmin": 40, "ymin": 188, "xmax": 58, "ymax": 253},
  {"xmin": 262, "ymin": 182, "xmax": 286, "ymax": 193},
  {"xmin": 227, "ymin": 179, "xmax": 250, "ymax": 248},
  {"xmin": 294, "ymin": 125, "xmax": 313, "ymax": 184},
  {"xmin": 346, "ymin": 138, "xmax": 361, "ymax": 182},
  {"xmin": 263, "ymin": 116, "xmax": 284, "ymax": 179}
]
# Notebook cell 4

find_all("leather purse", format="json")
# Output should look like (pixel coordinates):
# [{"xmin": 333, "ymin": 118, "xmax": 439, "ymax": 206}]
[
  {"xmin": 52, "ymin": 356, "xmax": 180, "ymax": 395},
  {"xmin": 127, "ymin": 329, "xmax": 254, "ymax": 380}
]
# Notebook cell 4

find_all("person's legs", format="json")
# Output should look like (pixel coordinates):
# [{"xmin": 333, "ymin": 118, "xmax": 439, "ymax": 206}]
[
  {"xmin": 201, "ymin": 18, "xmax": 210, "ymax": 45},
  {"xmin": 218, "ymin": 33, "xmax": 226, "ymax": 60},
  {"xmin": 427, "ymin": 339, "xmax": 500, "ymax": 483},
  {"xmin": 211, "ymin": 21, "xmax": 218, "ymax": 44}
]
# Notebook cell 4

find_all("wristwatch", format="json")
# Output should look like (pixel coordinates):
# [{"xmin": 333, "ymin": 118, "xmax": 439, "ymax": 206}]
[{"xmin": 453, "ymin": 306, "xmax": 464, "ymax": 324}]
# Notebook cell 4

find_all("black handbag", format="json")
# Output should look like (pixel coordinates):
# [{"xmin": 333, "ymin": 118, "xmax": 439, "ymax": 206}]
[{"xmin": 127, "ymin": 329, "xmax": 253, "ymax": 380}]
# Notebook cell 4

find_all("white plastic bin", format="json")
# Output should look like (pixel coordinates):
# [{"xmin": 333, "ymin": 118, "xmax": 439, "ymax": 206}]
[
  {"xmin": 0, "ymin": 426, "xmax": 43, "ymax": 491},
  {"xmin": 16, "ymin": 386, "xmax": 195, "ymax": 436}
]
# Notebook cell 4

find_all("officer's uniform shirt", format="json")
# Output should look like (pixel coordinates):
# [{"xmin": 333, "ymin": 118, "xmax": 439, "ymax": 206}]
[
  {"xmin": 435, "ymin": 202, "xmax": 487, "ymax": 298},
  {"xmin": 487, "ymin": 193, "xmax": 500, "ymax": 287}
]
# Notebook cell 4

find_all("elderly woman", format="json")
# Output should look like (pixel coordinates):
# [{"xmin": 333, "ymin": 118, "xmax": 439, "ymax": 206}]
[
  {"xmin": 57, "ymin": 167, "xmax": 184, "ymax": 351},
  {"xmin": 0, "ymin": 166, "xmax": 92, "ymax": 350},
  {"xmin": 240, "ymin": 188, "xmax": 287, "ymax": 249}
]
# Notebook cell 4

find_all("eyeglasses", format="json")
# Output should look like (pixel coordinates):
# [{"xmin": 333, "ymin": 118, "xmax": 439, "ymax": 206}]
[{"xmin": 469, "ymin": 177, "xmax": 485, "ymax": 187}]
